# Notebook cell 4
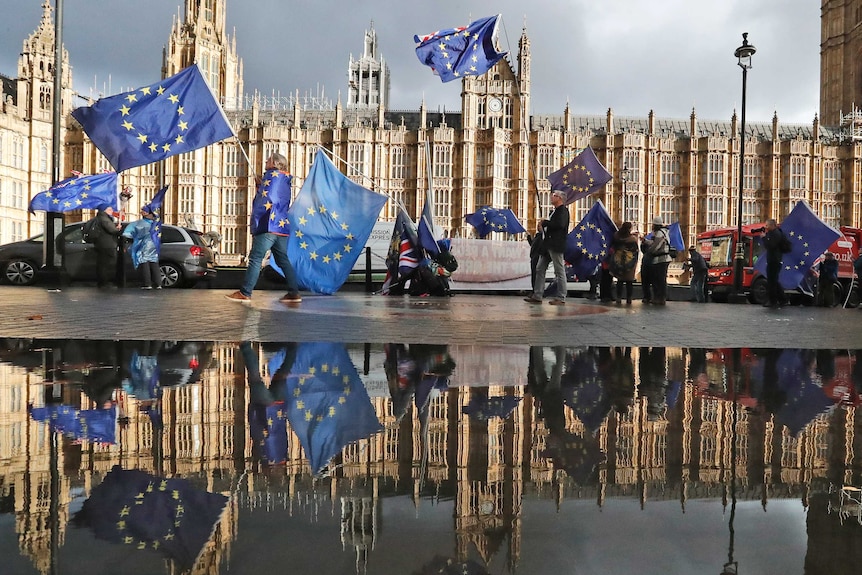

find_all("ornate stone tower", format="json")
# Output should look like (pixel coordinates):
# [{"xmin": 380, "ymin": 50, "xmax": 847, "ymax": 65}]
[
  {"xmin": 163, "ymin": 0, "xmax": 243, "ymax": 109},
  {"xmin": 347, "ymin": 23, "xmax": 389, "ymax": 110},
  {"xmin": 16, "ymin": 0, "xmax": 73, "ymax": 122},
  {"xmin": 820, "ymin": 0, "xmax": 862, "ymax": 125}
]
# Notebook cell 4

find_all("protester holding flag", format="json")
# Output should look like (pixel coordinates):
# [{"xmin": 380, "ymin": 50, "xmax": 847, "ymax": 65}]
[
  {"xmin": 226, "ymin": 153, "xmax": 301, "ymax": 304},
  {"xmin": 642, "ymin": 216, "xmax": 673, "ymax": 305},
  {"xmin": 610, "ymin": 222, "xmax": 639, "ymax": 305},
  {"xmin": 525, "ymin": 191, "xmax": 569, "ymax": 306},
  {"xmin": 91, "ymin": 203, "xmax": 123, "ymax": 290},
  {"xmin": 761, "ymin": 218, "xmax": 789, "ymax": 308},
  {"xmin": 122, "ymin": 206, "xmax": 162, "ymax": 290}
]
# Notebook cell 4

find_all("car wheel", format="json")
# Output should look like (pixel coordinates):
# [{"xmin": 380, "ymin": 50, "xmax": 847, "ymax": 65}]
[
  {"xmin": 845, "ymin": 287, "xmax": 860, "ymax": 308},
  {"xmin": 160, "ymin": 262, "xmax": 183, "ymax": 288},
  {"xmin": 3, "ymin": 259, "xmax": 38, "ymax": 286},
  {"xmin": 748, "ymin": 277, "xmax": 768, "ymax": 305}
]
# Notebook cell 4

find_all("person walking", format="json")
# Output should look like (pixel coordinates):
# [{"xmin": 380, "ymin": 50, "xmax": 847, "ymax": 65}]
[
  {"xmin": 761, "ymin": 218, "xmax": 788, "ymax": 308},
  {"xmin": 525, "ymin": 191, "xmax": 570, "ymax": 306},
  {"xmin": 226, "ymin": 152, "xmax": 302, "ymax": 304},
  {"xmin": 684, "ymin": 246, "xmax": 708, "ymax": 303},
  {"xmin": 91, "ymin": 203, "xmax": 122, "ymax": 290},
  {"xmin": 642, "ymin": 217, "xmax": 673, "ymax": 305},
  {"xmin": 610, "ymin": 222, "xmax": 639, "ymax": 304},
  {"xmin": 122, "ymin": 207, "xmax": 162, "ymax": 289}
]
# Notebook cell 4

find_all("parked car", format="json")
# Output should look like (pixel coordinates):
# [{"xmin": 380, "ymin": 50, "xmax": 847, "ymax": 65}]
[{"xmin": 0, "ymin": 222, "xmax": 217, "ymax": 288}]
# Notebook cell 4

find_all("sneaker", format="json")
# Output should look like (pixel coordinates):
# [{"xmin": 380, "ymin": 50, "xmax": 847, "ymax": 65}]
[
  {"xmin": 154, "ymin": 285, "xmax": 162, "ymax": 290},
  {"xmin": 225, "ymin": 290, "xmax": 251, "ymax": 303},
  {"xmin": 548, "ymin": 299, "xmax": 566, "ymax": 306},
  {"xmin": 279, "ymin": 292, "xmax": 302, "ymax": 303},
  {"xmin": 141, "ymin": 286, "xmax": 153, "ymax": 290},
  {"xmin": 524, "ymin": 296, "xmax": 542, "ymax": 304}
]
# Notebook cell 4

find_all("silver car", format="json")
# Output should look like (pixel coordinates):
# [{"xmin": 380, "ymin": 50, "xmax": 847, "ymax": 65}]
[{"xmin": 0, "ymin": 222, "xmax": 217, "ymax": 288}]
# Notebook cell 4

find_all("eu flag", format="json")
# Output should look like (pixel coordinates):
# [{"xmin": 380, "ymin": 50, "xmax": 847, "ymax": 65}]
[
  {"xmin": 464, "ymin": 206, "xmax": 527, "ymax": 237},
  {"xmin": 71, "ymin": 65, "xmax": 234, "ymax": 172},
  {"xmin": 414, "ymin": 15, "xmax": 507, "ymax": 83},
  {"xmin": 547, "ymin": 146, "xmax": 612, "ymax": 205},
  {"xmin": 30, "ymin": 403, "xmax": 117, "ymax": 444},
  {"xmin": 250, "ymin": 169, "xmax": 292, "ymax": 236},
  {"xmin": 28, "ymin": 172, "xmax": 118, "ymax": 213},
  {"xmin": 287, "ymin": 150, "xmax": 387, "ymax": 294},
  {"xmin": 753, "ymin": 201, "xmax": 841, "ymax": 290},
  {"xmin": 418, "ymin": 192, "xmax": 440, "ymax": 256},
  {"xmin": 667, "ymin": 221, "xmax": 685, "ymax": 252},
  {"xmin": 284, "ymin": 342, "xmax": 383, "ymax": 476},
  {"xmin": 72, "ymin": 465, "xmax": 229, "ymax": 570},
  {"xmin": 564, "ymin": 200, "xmax": 618, "ymax": 280}
]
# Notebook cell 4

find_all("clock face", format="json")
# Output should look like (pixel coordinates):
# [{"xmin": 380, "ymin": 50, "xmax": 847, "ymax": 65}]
[{"xmin": 488, "ymin": 97, "xmax": 502, "ymax": 112}]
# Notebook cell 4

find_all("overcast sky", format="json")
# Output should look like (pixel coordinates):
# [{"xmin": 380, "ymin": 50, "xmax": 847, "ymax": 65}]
[{"xmin": 0, "ymin": 0, "xmax": 821, "ymax": 125}]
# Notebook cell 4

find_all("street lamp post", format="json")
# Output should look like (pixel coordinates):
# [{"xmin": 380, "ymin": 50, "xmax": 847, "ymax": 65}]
[
  {"xmin": 732, "ymin": 33, "xmax": 756, "ymax": 301},
  {"xmin": 620, "ymin": 163, "xmax": 631, "ymax": 223}
]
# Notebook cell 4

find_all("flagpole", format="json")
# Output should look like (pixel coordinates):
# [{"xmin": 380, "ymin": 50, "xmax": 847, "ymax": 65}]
[
  {"xmin": 44, "ymin": 0, "xmax": 66, "ymax": 290},
  {"xmin": 498, "ymin": 17, "xmax": 542, "ymax": 225}
]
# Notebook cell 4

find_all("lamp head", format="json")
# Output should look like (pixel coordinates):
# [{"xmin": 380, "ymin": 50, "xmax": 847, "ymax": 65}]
[{"xmin": 735, "ymin": 32, "xmax": 756, "ymax": 70}]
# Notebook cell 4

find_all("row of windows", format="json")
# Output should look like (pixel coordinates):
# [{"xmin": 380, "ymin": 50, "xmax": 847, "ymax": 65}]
[{"xmin": 0, "ymin": 132, "xmax": 47, "ymax": 171}]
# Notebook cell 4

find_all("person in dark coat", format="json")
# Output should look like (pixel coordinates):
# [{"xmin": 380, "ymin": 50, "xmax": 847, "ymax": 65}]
[
  {"xmin": 525, "ymin": 190, "xmax": 570, "ymax": 306},
  {"xmin": 92, "ymin": 203, "xmax": 122, "ymax": 289},
  {"xmin": 610, "ymin": 222, "xmax": 639, "ymax": 304},
  {"xmin": 762, "ymin": 218, "xmax": 788, "ymax": 308},
  {"xmin": 684, "ymin": 246, "xmax": 709, "ymax": 303},
  {"xmin": 817, "ymin": 251, "xmax": 839, "ymax": 307}
]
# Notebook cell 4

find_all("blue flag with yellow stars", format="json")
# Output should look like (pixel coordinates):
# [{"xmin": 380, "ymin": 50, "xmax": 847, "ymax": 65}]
[
  {"xmin": 667, "ymin": 221, "xmax": 685, "ymax": 252},
  {"xmin": 72, "ymin": 465, "xmax": 229, "ymax": 569},
  {"xmin": 72, "ymin": 65, "xmax": 234, "ymax": 172},
  {"xmin": 418, "ymin": 193, "xmax": 440, "ymax": 256},
  {"xmin": 287, "ymin": 149, "xmax": 387, "ymax": 294},
  {"xmin": 284, "ymin": 342, "xmax": 384, "ymax": 476},
  {"xmin": 564, "ymin": 200, "xmax": 618, "ymax": 280},
  {"xmin": 28, "ymin": 172, "xmax": 118, "ymax": 213},
  {"xmin": 547, "ymin": 146, "xmax": 612, "ymax": 205},
  {"xmin": 464, "ymin": 206, "xmax": 527, "ymax": 237},
  {"xmin": 462, "ymin": 395, "xmax": 522, "ymax": 421},
  {"xmin": 250, "ymin": 169, "xmax": 292, "ymax": 236},
  {"xmin": 753, "ymin": 200, "xmax": 840, "ymax": 290},
  {"xmin": 29, "ymin": 403, "xmax": 117, "ymax": 444},
  {"xmin": 414, "ymin": 15, "xmax": 507, "ymax": 83}
]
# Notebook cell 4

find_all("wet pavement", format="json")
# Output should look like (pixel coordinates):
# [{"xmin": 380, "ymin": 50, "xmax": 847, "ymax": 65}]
[
  {"xmin": 1, "ymin": 285, "xmax": 861, "ymax": 347},
  {"xmin": 2, "ymin": 285, "xmax": 862, "ymax": 575}
]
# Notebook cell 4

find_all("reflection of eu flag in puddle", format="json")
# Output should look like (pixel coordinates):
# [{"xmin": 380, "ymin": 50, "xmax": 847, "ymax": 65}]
[
  {"xmin": 462, "ymin": 395, "xmax": 521, "ymax": 421},
  {"xmin": 561, "ymin": 350, "xmax": 612, "ymax": 433},
  {"xmin": 72, "ymin": 465, "xmax": 228, "ymax": 570},
  {"xmin": 285, "ymin": 343, "xmax": 383, "ymax": 476},
  {"xmin": 249, "ymin": 403, "xmax": 288, "ymax": 465},
  {"xmin": 772, "ymin": 349, "xmax": 834, "ymax": 435},
  {"xmin": 30, "ymin": 404, "xmax": 117, "ymax": 444}
]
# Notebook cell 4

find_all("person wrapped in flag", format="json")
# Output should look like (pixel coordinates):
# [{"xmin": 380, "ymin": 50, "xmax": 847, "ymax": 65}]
[
  {"xmin": 122, "ymin": 205, "xmax": 162, "ymax": 289},
  {"xmin": 226, "ymin": 152, "xmax": 302, "ymax": 304}
]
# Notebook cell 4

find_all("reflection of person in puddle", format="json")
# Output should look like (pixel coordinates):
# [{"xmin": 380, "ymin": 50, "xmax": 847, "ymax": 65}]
[
  {"xmin": 528, "ymin": 346, "xmax": 604, "ymax": 483},
  {"xmin": 384, "ymin": 343, "xmax": 455, "ymax": 421},
  {"xmin": 240, "ymin": 341, "xmax": 296, "ymax": 466}
]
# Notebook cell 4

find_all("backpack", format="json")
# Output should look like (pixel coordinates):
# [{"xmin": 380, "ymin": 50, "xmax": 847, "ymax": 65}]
[
  {"xmin": 779, "ymin": 232, "xmax": 792, "ymax": 254},
  {"xmin": 668, "ymin": 246, "xmax": 678, "ymax": 259},
  {"xmin": 82, "ymin": 217, "xmax": 100, "ymax": 243}
]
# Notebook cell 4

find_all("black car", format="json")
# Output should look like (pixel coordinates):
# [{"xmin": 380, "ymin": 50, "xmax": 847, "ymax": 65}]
[{"xmin": 0, "ymin": 222, "xmax": 217, "ymax": 288}]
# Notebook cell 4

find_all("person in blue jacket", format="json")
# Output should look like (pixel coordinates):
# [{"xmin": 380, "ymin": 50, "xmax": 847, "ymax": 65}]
[{"xmin": 122, "ymin": 206, "xmax": 162, "ymax": 289}]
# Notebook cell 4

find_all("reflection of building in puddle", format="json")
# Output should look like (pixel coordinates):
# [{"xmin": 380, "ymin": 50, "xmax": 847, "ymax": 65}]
[{"xmin": 2, "ymin": 341, "xmax": 862, "ymax": 572}]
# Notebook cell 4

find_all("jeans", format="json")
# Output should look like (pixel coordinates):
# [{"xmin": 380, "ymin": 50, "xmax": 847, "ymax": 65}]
[
  {"xmin": 690, "ymin": 272, "xmax": 706, "ymax": 303},
  {"xmin": 241, "ymin": 233, "xmax": 298, "ymax": 297},
  {"xmin": 532, "ymin": 250, "xmax": 567, "ymax": 301}
]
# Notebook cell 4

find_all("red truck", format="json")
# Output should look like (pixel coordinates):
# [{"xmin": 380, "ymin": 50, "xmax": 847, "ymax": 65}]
[{"xmin": 696, "ymin": 224, "xmax": 862, "ymax": 306}]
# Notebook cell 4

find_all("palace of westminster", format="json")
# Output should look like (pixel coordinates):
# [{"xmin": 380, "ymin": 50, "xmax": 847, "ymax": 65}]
[
  {"xmin": 2, "ymin": 2, "xmax": 862, "ymax": 574},
  {"xmin": 3, "ymin": 2, "xmax": 862, "ymax": 260}
]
